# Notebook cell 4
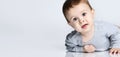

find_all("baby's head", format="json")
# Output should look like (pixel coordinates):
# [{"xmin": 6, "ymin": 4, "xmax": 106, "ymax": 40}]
[{"xmin": 62, "ymin": 0, "xmax": 95, "ymax": 33}]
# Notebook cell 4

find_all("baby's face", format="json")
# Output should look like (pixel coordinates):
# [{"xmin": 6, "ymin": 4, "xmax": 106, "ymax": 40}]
[{"xmin": 66, "ymin": 3, "xmax": 94, "ymax": 33}]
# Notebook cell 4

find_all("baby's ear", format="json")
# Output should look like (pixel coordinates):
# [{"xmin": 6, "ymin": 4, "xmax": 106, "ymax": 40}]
[
  {"xmin": 91, "ymin": 9, "xmax": 95, "ymax": 14},
  {"xmin": 91, "ymin": 9, "xmax": 95, "ymax": 19}
]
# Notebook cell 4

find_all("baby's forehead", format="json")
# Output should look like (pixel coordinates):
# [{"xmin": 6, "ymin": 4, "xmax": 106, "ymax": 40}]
[{"xmin": 68, "ymin": 3, "xmax": 91, "ymax": 13}]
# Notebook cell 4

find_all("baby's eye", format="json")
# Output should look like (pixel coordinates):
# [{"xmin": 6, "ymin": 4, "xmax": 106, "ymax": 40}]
[
  {"xmin": 82, "ymin": 12, "xmax": 86, "ymax": 16},
  {"xmin": 72, "ymin": 18, "xmax": 78, "ymax": 21}
]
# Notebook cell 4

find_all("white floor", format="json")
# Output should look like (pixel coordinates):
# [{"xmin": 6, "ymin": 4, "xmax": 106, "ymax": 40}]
[
  {"xmin": 0, "ymin": 36, "xmax": 120, "ymax": 57},
  {"xmin": 0, "ymin": 36, "xmax": 66, "ymax": 57},
  {"xmin": 66, "ymin": 51, "xmax": 120, "ymax": 57}
]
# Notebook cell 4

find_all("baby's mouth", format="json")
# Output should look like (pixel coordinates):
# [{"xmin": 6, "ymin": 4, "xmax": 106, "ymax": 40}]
[{"xmin": 81, "ymin": 24, "xmax": 88, "ymax": 29}]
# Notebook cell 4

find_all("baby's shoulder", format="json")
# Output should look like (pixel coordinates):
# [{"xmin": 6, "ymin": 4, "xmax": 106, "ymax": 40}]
[
  {"xmin": 66, "ymin": 30, "xmax": 77, "ymax": 40},
  {"xmin": 95, "ymin": 20, "xmax": 115, "ymax": 28},
  {"xmin": 95, "ymin": 20, "xmax": 120, "ymax": 32}
]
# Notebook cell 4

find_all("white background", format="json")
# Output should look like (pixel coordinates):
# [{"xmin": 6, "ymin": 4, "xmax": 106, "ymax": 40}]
[{"xmin": 0, "ymin": 0, "xmax": 120, "ymax": 57}]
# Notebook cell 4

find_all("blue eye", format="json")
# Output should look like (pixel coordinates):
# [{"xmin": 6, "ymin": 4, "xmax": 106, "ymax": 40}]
[{"xmin": 82, "ymin": 12, "xmax": 86, "ymax": 16}]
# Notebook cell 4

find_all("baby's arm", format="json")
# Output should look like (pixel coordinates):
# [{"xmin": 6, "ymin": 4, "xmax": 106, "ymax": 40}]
[
  {"xmin": 66, "ymin": 38, "xmax": 96, "ymax": 53},
  {"xmin": 107, "ymin": 25, "xmax": 120, "ymax": 54},
  {"xmin": 65, "ymin": 37, "xmax": 84, "ymax": 52},
  {"xmin": 65, "ymin": 31, "xmax": 85, "ymax": 52},
  {"xmin": 65, "ymin": 31, "xmax": 96, "ymax": 53},
  {"xmin": 109, "ymin": 33, "xmax": 120, "ymax": 54}
]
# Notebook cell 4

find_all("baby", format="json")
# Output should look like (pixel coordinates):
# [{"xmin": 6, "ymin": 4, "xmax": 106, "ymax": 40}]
[{"xmin": 62, "ymin": 0, "xmax": 120, "ymax": 54}]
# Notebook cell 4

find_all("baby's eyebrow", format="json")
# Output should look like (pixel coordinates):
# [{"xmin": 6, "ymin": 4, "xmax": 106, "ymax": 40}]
[{"xmin": 81, "ymin": 10, "xmax": 88, "ymax": 12}]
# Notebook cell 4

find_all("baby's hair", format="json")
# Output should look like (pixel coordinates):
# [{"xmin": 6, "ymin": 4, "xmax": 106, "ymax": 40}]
[{"xmin": 62, "ymin": 0, "xmax": 93, "ymax": 22}]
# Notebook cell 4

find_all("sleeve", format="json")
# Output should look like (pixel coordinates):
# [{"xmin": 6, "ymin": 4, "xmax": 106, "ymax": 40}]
[
  {"xmin": 65, "ymin": 31, "xmax": 84, "ymax": 52},
  {"xmin": 107, "ymin": 24, "xmax": 120, "ymax": 48}
]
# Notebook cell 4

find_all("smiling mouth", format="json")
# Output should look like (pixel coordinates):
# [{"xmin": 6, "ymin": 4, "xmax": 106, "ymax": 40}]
[{"xmin": 81, "ymin": 24, "xmax": 88, "ymax": 29}]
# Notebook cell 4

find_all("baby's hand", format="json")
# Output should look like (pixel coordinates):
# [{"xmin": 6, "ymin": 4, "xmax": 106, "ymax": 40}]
[
  {"xmin": 110, "ymin": 48, "xmax": 120, "ymax": 54},
  {"xmin": 83, "ymin": 44, "xmax": 95, "ymax": 53}
]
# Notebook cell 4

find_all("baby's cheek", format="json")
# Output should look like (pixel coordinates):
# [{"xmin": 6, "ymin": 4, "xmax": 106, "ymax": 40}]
[{"xmin": 74, "ymin": 24, "xmax": 82, "ymax": 32}]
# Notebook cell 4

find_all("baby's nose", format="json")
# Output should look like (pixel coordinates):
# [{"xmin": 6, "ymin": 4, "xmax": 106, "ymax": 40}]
[{"xmin": 79, "ymin": 17, "xmax": 84, "ymax": 23}]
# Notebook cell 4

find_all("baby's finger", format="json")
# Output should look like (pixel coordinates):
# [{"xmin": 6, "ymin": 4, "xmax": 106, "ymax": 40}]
[
  {"xmin": 113, "ymin": 49, "xmax": 119, "ymax": 55},
  {"xmin": 110, "ymin": 49, "xmax": 114, "ymax": 54},
  {"xmin": 111, "ymin": 49, "xmax": 117, "ymax": 54},
  {"xmin": 114, "ymin": 50, "xmax": 118, "ymax": 54},
  {"xmin": 118, "ymin": 50, "xmax": 120, "ymax": 54}
]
